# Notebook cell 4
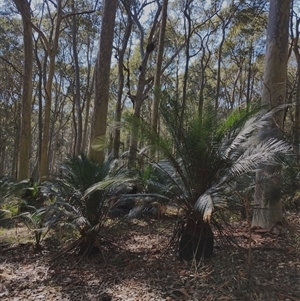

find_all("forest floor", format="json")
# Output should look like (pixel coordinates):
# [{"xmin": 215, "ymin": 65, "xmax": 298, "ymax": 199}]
[{"xmin": 0, "ymin": 211, "xmax": 300, "ymax": 301}]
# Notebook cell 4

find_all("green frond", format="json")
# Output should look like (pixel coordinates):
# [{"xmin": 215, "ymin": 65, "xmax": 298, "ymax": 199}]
[
  {"xmin": 58, "ymin": 154, "xmax": 111, "ymax": 194},
  {"xmin": 194, "ymin": 104, "xmax": 294, "ymax": 220}
]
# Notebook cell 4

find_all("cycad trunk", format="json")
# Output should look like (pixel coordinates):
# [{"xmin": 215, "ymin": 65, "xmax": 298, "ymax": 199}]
[
  {"xmin": 252, "ymin": 0, "xmax": 291, "ymax": 229},
  {"xmin": 178, "ymin": 212, "xmax": 214, "ymax": 261}
]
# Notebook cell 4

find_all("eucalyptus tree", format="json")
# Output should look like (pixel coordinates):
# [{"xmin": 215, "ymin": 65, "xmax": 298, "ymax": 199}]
[
  {"xmin": 151, "ymin": 0, "xmax": 168, "ymax": 159},
  {"xmin": 12, "ymin": 0, "xmax": 33, "ymax": 181},
  {"xmin": 71, "ymin": 5, "xmax": 98, "ymax": 155},
  {"xmin": 219, "ymin": 1, "xmax": 267, "ymax": 109},
  {"xmin": 23, "ymin": 0, "xmax": 98, "ymax": 179},
  {"xmin": 111, "ymin": 1, "xmax": 133, "ymax": 159},
  {"xmin": 291, "ymin": 1, "xmax": 300, "ymax": 163},
  {"xmin": 252, "ymin": 0, "xmax": 291, "ymax": 228},
  {"xmin": 71, "ymin": 0, "xmax": 83, "ymax": 156},
  {"xmin": 126, "ymin": 0, "xmax": 162, "ymax": 164},
  {"xmin": 51, "ymin": 0, "xmax": 99, "ymax": 160},
  {"xmin": 89, "ymin": 0, "xmax": 118, "ymax": 163},
  {"xmin": 33, "ymin": 0, "xmax": 65, "ymax": 180},
  {"xmin": 214, "ymin": 2, "xmax": 236, "ymax": 112},
  {"xmin": 182, "ymin": 21, "xmax": 216, "ymax": 119},
  {"xmin": 0, "ymin": 13, "xmax": 23, "ymax": 177}
]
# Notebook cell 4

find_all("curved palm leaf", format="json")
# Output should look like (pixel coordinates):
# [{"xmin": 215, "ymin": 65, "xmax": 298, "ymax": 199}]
[{"xmin": 194, "ymin": 107, "xmax": 294, "ymax": 220}]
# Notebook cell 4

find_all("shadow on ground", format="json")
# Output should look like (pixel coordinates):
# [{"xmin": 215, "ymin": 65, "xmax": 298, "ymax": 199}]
[{"xmin": 1, "ymin": 214, "xmax": 300, "ymax": 301}]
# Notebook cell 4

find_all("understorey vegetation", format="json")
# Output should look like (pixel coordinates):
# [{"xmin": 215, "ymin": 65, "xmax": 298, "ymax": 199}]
[{"xmin": 1, "ymin": 0, "xmax": 300, "ymax": 300}]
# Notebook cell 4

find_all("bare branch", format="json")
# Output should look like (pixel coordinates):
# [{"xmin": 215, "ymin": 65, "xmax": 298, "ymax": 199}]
[
  {"xmin": 62, "ymin": 9, "xmax": 96, "ymax": 20},
  {"xmin": 161, "ymin": 43, "xmax": 186, "ymax": 74},
  {"xmin": 0, "ymin": 56, "xmax": 22, "ymax": 75}
]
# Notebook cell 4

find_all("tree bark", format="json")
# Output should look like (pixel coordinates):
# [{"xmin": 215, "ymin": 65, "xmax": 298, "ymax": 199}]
[
  {"xmin": 179, "ymin": 0, "xmax": 192, "ymax": 130},
  {"xmin": 89, "ymin": 0, "xmax": 118, "ymax": 163},
  {"xmin": 151, "ymin": 0, "xmax": 168, "ymax": 160},
  {"xmin": 215, "ymin": 14, "xmax": 232, "ymax": 112},
  {"xmin": 112, "ymin": 10, "xmax": 132, "ymax": 159},
  {"xmin": 13, "ymin": 0, "xmax": 33, "ymax": 180},
  {"xmin": 292, "ymin": 17, "xmax": 300, "ymax": 164},
  {"xmin": 39, "ymin": 0, "xmax": 63, "ymax": 180},
  {"xmin": 252, "ymin": 0, "xmax": 291, "ymax": 229},
  {"xmin": 128, "ymin": 2, "xmax": 161, "ymax": 164},
  {"xmin": 71, "ymin": 0, "xmax": 83, "ymax": 156}
]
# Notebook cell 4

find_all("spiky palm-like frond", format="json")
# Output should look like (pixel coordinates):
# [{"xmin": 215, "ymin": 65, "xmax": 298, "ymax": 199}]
[
  {"xmin": 58, "ymin": 154, "xmax": 111, "ymax": 194},
  {"xmin": 194, "ymin": 113, "xmax": 293, "ymax": 221},
  {"xmin": 129, "ymin": 96, "xmax": 260, "ymax": 212},
  {"xmin": 57, "ymin": 154, "xmax": 112, "ymax": 227},
  {"xmin": 124, "ymin": 96, "xmax": 293, "ymax": 222}
]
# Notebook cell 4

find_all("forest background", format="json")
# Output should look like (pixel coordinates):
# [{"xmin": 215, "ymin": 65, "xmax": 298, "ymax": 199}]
[
  {"xmin": 1, "ymin": 0, "xmax": 300, "ymax": 228},
  {"xmin": 0, "ymin": 1, "xmax": 300, "ymax": 300},
  {"xmin": 2, "ymin": 0, "xmax": 299, "ymax": 180}
]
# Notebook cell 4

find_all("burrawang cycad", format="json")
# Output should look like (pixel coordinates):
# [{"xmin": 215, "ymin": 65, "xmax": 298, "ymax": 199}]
[{"xmin": 124, "ymin": 98, "xmax": 293, "ymax": 262}]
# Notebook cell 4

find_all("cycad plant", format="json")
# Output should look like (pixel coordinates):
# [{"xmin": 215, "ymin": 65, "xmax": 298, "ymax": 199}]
[
  {"xmin": 132, "ymin": 95, "xmax": 292, "ymax": 261},
  {"xmin": 53, "ymin": 154, "xmax": 113, "ymax": 257},
  {"xmin": 0, "ymin": 178, "xmax": 59, "ymax": 247},
  {"xmin": 58, "ymin": 154, "xmax": 111, "ymax": 226}
]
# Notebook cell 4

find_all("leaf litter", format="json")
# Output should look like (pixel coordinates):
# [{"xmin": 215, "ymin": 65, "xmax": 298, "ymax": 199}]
[{"xmin": 0, "ymin": 213, "xmax": 299, "ymax": 301}]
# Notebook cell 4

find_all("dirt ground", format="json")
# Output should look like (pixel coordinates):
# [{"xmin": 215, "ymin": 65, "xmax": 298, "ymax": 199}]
[{"xmin": 0, "ymin": 213, "xmax": 300, "ymax": 301}]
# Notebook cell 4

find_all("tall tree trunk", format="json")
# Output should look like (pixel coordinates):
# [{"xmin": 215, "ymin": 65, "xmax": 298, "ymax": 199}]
[
  {"xmin": 13, "ymin": 0, "xmax": 33, "ymax": 180},
  {"xmin": 294, "ymin": 68, "xmax": 300, "ymax": 164},
  {"xmin": 151, "ymin": 0, "xmax": 168, "ymax": 160},
  {"xmin": 39, "ymin": 0, "xmax": 63, "ymax": 180},
  {"xmin": 246, "ymin": 44, "xmax": 253, "ymax": 107},
  {"xmin": 112, "ymin": 12, "xmax": 132, "ymax": 159},
  {"xmin": 82, "ymin": 68, "xmax": 94, "ymax": 153},
  {"xmin": 33, "ymin": 35, "xmax": 45, "ymax": 181},
  {"xmin": 252, "ymin": 0, "xmax": 291, "ymax": 229},
  {"xmin": 12, "ymin": 108, "xmax": 20, "ymax": 179},
  {"xmin": 71, "ymin": 0, "xmax": 83, "ymax": 156},
  {"xmin": 198, "ymin": 34, "xmax": 212, "ymax": 118},
  {"xmin": 215, "ymin": 15, "xmax": 231, "ymax": 112},
  {"xmin": 179, "ymin": 0, "xmax": 192, "ymax": 130},
  {"xmin": 0, "ymin": 142, "xmax": 6, "ymax": 176},
  {"xmin": 82, "ymin": 36, "xmax": 94, "ymax": 154},
  {"xmin": 292, "ymin": 17, "xmax": 300, "ymax": 164},
  {"xmin": 89, "ymin": 0, "xmax": 118, "ymax": 163},
  {"xmin": 128, "ymin": 3, "xmax": 161, "ymax": 164}
]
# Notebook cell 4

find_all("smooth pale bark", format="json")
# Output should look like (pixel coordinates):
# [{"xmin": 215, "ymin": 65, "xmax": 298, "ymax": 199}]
[
  {"xmin": 252, "ymin": 0, "xmax": 291, "ymax": 229},
  {"xmin": 13, "ymin": 0, "xmax": 33, "ymax": 180},
  {"xmin": 89, "ymin": 0, "xmax": 117, "ymax": 163}
]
